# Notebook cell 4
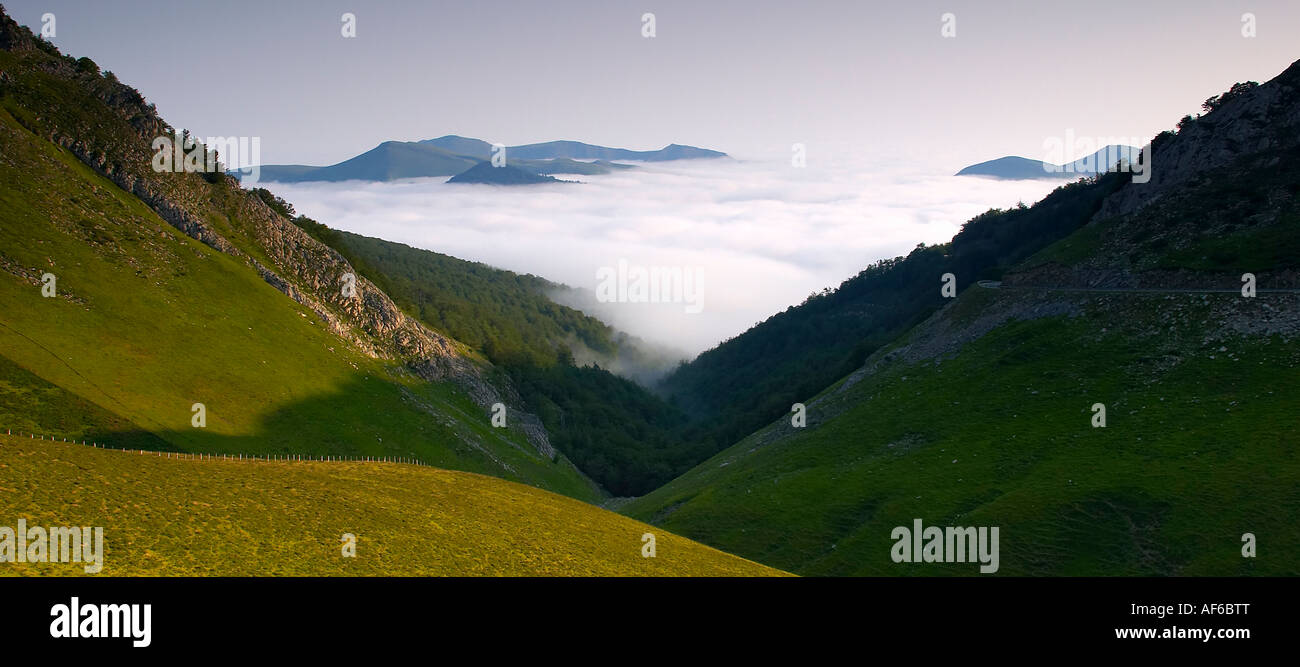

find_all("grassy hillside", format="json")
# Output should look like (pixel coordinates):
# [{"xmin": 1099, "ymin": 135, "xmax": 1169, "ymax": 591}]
[
  {"xmin": 0, "ymin": 436, "xmax": 784, "ymax": 576},
  {"xmin": 625, "ymin": 287, "xmax": 1300, "ymax": 575},
  {"xmin": 0, "ymin": 17, "xmax": 603, "ymax": 502}
]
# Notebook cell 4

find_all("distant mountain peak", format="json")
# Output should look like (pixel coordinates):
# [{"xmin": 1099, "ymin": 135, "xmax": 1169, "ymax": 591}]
[
  {"xmin": 446, "ymin": 161, "xmax": 570, "ymax": 185},
  {"xmin": 956, "ymin": 145, "xmax": 1140, "ymax": 180}
]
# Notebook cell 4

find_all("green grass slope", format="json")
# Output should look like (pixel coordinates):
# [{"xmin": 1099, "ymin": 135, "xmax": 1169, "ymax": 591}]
[
  {"xmin": 0, "ymin": 436, "xmax": 784, "ymax": 576},
  {"xmin": 625, "ymin": 288, "xmax": 1300, "ymax": 575},
  {"xmin": 0, "ymin": 69, "xmax": 599, "ymax": 501}
]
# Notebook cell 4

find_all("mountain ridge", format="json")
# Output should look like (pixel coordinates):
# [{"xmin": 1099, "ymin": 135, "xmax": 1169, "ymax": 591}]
[
  {"xmin": 446, "ymin": 161, "xmax": 568, "ymax": 185},
  {"xmin": 956, "ymin": 145, "xmax": 1140, "ymax": 180},
  {"xmin": 244, "ymin": 135, "xmax": 727, "ymax": 183}
]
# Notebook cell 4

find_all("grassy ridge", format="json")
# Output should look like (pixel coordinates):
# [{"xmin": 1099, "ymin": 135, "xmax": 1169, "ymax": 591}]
[
  {"xmin": 0, "ymin": 436, "xmax": 784, "ymax": 576},
  {"xmin": 625, "ymin": 290, "xmax": 1300, "ymax": 575}
]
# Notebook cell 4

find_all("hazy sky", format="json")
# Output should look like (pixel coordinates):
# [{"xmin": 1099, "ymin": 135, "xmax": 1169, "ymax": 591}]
[{"xmin": 9, "ymin": 0, "xmax": 1300, "ymax": 168}]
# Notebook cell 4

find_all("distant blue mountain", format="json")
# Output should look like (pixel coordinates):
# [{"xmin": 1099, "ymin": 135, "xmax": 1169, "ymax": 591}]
[
  {"xmin": 420, "ymin": 135, "xmax": 495, "ymax": 159},
  {"xmin": 254, "ymin": 141, "xmax": 476, "ymax": 183},
  {"xmin": 239, "ymin": 135, "xmax": 727, "ymax": 183},
  {"xmin": 447, "ymin": 162, "xmax": 569, "ymax": 185},
  {"xmin": 956, "ymin": 145, "xmax": 1141, "ymax": 180},
  {"xmin": 499, "ymin": 139, "xmax": 727, "ymax": 162},
  {"xmin": 421, "ymin": 136, "xmax": 727, "ymax": 162}
]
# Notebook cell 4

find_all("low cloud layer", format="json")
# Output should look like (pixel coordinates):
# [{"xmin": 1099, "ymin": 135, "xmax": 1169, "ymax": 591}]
[{"xmin": 265, "ymin": 156, "xmax": 1062, "ymax": 356}]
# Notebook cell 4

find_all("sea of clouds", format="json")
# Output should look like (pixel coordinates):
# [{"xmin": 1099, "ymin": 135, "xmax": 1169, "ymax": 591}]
[{"xmin": 263, "ymin": 155, "xmax": 1063, "ymax": 358}]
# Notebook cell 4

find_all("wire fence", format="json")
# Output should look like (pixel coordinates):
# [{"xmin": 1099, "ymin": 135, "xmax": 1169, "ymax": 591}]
[{"xmin": 0, "ymin": 428, "xmax": 431, "ymax": 467}]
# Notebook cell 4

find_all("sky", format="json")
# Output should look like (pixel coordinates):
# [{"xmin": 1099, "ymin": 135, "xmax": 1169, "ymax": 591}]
[
  {"xmin": 9, "ymin": 0, "xmax": 1300, "ymax": 168},
  {"xmin": 8, "ymin": 0, "xmax": 1300, "ymax": 354}
]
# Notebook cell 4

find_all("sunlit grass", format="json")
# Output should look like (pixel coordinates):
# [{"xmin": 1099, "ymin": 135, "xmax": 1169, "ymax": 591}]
[{"xmin": 0, "ymin": 437, "xmax": 786, "ymax": 576}]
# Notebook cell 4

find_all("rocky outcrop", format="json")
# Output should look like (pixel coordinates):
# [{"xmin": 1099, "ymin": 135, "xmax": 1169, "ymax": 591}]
[{"xmin": 1098, "ymin": 58, "xmax": 1300, "ymax": 220}]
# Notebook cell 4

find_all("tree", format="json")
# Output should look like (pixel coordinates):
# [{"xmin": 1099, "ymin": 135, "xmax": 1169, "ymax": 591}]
[
  {"xmin": 1202, "ymin": 81, "xmax": 1259, "ymax": 114},
  {"xmin": 75, "ymin": 56, "xmax": 99, "ymax": 75}
]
